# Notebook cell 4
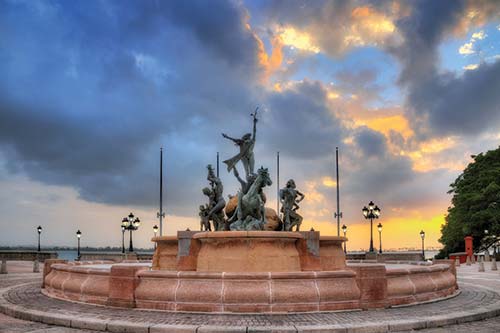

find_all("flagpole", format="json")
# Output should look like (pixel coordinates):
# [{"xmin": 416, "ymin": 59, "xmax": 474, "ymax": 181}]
[
  {"xmin": 334, "ymin": 147, "xmax": 342, "ymax": 236},
  {"xmin": 217, "ymin": 152, "xmax": 220, "ymax": 178},
  {"xmin": 277, "ymin": 151, "xmax": 280, "ymax": 215},
  {"xmin": 158, "ymin": 147, "xmax": 165, "ymax": 236}
]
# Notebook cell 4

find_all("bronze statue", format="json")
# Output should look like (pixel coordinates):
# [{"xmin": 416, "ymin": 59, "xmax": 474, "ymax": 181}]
[
  {"xmin": 230, "ymin": 167, "xmax": 272, "ymax": 231},
  {"xmin": 222, "ymin": 108, "xmax": 258, "ymax": 178},
  {"xmin": 201, "ymin": 165, "xmax": 226, "ymax": 231},
  {"xmin": 280, "ymin": 179, "xmax": 305, "ymax": 231},
  {"xmin": 199, "ymin": 204, "xmax": 211, "ymax": 231}
]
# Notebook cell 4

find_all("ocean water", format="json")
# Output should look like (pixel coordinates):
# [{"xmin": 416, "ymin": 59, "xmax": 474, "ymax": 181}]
[{"xmin": 56, "ymin": 250, "xmax": 78, "ymax": 261}]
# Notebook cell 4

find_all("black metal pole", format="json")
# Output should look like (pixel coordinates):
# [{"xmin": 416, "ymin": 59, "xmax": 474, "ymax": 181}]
[
  {"xmin": 370, "ymin": 217, "xmax": 374, "ymax": 252},
  {"xmin": 343, "ymin": 231, "xmax": 347, "ymax": 253},
  {"xmin": 422, "ymin": 238, "xmax": 425, "ymax": 260},
  {"xmin": 37, "ymin": 233, "xmax": 40, "ymax": 252},
  {"xmin": 336, "ymin": 147, "xmax": 340, "ymax": 236},
  {"xmin": 129, "ymin": 229, "xmax": 133, "ymax": 252},
  {"xmin": 217, "ymin": 152, "xmax": 219, "ymax": 178},
  {"xmin": 121, "ymin": 230, "xmax": 125, "ymax": 254},
  {"xmin": 159, "ymin": 148, "xmax": 163, "ymax": 236},
  {"xmin": 277, "ymin": 151, "xmax": 280, "ymax": 215},
  {"xmin": 379, "ymin": 231, "xmax": 382, "ymax": 254}
]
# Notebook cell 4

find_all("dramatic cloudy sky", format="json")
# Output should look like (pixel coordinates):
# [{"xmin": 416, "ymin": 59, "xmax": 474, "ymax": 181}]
[{"xmin": 1, "ymin": 0, "xmax": 499, "ymax": 251}]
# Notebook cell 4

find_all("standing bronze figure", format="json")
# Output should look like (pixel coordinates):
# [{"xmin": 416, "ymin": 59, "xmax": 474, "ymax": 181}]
[{"xmin": 280, "ymin": 179, "xmax": 305, "ymax": 231}]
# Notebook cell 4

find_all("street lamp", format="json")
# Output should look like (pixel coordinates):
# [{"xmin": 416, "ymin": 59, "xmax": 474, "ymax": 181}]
[
  {"xmin": 362, "ymin": 201, "xmax": 380, "ymax": 253},
  {"xmin": 37, "ymin": 226, "xmax": 42, "ymax": 252},
  {"xmin": 341, "ymin": 224, "xmax": 347, "ymax": 254},
  {"xmin": 377, "ymin": 223, "xmax": 383, "ymax": 254},
  {"xmin": 153, "ymin": 225, "xmax": 159, "ymax": 250},
  {"xmin": 121, "ymin": 225, "xmax": 126, "ymax": 254},
  {"xmin": 121, "ymin": 212, "xmax": 141, "ymax": 252},
  {"xmin": 420, "ymin": 230, "xmax": 425, "ymax": 260},
  {"xmin": 76, "ymin": 230, "xmax": 81, "ymax": 259}
]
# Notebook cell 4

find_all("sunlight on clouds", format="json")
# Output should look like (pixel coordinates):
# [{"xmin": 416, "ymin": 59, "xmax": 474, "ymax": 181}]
[
  {"xmin": 463, "ymin": 63, "xmax": 479, "ymax": 70},
  {"xmin": 257, "ymin": 34, "xmax": 284, "ymax": 83},
  {"xmin": 301, "ymin": 214, "xmax": 444, "ymax": 250},
  {"xmin": 354, "ymin": 115, "xmax": 413, "ymax": 140},
  {"xmin": 458, "ymin": 30, "xmax": 487, "ymax": 55},
  {"xmin": 459, "ymin": 42, "xmax": 474, "ymax": 55},
  {"xmin": 322, "ymin": 177, "xmax": 337, "ymax": 188},
  {"xmin": 471, "ymin": 30, "xmax": 486, "ymax": 40},
  {"xmin": 345, "ymin": 6, "xmax": 397, "ymax": 48},
  {"xmin": 400, "ymin": 137, "xmax": 465, "ymax": 172},
  {"xmin": 279, "ymin": 26, "xmax": 320, "ymax": 53}
]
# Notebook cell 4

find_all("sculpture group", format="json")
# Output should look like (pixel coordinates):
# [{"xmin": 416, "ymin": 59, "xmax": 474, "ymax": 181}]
[{"xmin": 199, "ymin": 108, "xmax": 305, "ymax": 231}]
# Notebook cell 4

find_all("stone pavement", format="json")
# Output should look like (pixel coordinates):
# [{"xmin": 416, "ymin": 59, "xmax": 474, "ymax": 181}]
[{"xmin": 0, "ymin": 263, "xmax": 499, "ymax": 332}]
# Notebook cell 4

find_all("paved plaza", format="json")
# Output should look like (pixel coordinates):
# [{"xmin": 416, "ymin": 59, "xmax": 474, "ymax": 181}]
[{"xmin": 0, "ymin": 262, "xmax": 500, "ymax": 332}]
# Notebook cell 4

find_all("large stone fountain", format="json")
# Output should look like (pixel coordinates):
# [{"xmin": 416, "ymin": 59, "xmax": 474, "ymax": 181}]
[{"xmin": 42, "ymin": 109, "xmax": 457, "ymax": 313}]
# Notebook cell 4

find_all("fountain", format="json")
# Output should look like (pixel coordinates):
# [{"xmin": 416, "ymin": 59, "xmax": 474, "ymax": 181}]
[{"xmin": 42, "ymin": 109, "xmax": 457, "ymax": 312}]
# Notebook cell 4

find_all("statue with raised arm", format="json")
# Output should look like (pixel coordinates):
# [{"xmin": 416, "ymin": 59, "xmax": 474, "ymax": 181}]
[
  {"xmin": 222, "ymin": 107, "xmax": 258, "ymax": 177},
  {"xmin": 280, "ymin": 179, "xmax": 305, "ymax": 231},
  {"xmin": 202, "ymin": 164, "xmax": 226, "ymax": 231}
]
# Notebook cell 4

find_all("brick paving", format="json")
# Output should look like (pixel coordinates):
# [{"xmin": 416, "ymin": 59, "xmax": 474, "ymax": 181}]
[{"xmin": 0, "ymin": 263, "xmax": 499, "ymax": 332}]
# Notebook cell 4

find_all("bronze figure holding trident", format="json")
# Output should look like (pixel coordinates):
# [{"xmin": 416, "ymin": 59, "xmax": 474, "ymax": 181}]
[{"xmin": 222, "ymin": 107, "xmax": 258, "ymax": 178}]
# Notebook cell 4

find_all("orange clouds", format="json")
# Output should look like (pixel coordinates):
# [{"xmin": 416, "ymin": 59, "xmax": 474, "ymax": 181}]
[
  {"xmin": 355, "ymin": 114, "xmax": 414, "ymax": 140},
  {"xmin": 258, "ymin": 34, "xmax": 284, "ymax": 82}
]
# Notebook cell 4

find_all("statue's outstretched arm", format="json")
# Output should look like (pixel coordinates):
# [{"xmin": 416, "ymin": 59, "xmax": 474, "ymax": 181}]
[
  {"xmin": 222, "ymin": 133, "xmax": 239, "ymax": 143},
  {"xmin": 296, "ymin": 190, "xmax": 305, "ymax": 203}
]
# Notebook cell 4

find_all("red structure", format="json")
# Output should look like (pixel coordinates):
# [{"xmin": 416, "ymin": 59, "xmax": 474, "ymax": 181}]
[{"xmin": 450, "ymin": 235, "xmax": 474, "ymax": 264}]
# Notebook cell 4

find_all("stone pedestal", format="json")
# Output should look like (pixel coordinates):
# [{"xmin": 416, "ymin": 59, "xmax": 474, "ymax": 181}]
[
  {"xmin": 152, "ymin": 236, "xmax": 178, "ymax": 270},
  {"xmin": 319, "ymin": 236, "xmax": 347, "ymax": 270},
  {"xmin": 194, "ymin": 231, "xmax": 303, "ymax": 272}
]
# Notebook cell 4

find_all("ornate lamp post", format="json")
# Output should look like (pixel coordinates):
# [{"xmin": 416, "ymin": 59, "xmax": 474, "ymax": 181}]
[
  {"xmin": 420, "ymin": 230, "xmax": 425, "ymax": 260},
  {"xmin": 153, "ymin": 225, "xmax": 159, "ymax": 250},
  {"xmin": 37, "ymin": 226, "xmax": 42, "ymax": 252},
  {"xmin": 121, "ymin": 212, "xmax": 141, "ymax": 253},
  {"xmin": 362, "ymin": 201, "xmax": 380, "ymax": 253},
  {"xmin": 76, "ymin": 230, "xmax": 81, "ymax": 259},
  {"xmin": 377, "ymin": 223, "xmax": 383, "ymax": 254},
  {"xmin": 121, "ymin": 225, "xmax": 126, "ymax": 254},
  {"xmin": 341, "ymin": 224, "xmax": 347, "ymax": 254}
]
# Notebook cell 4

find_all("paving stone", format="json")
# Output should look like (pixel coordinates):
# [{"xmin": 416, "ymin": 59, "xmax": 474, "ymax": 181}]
[
  {"xmin": 149, "ymin": 323, "xmax": 199, "ymax": 333},
  {"xmin": 248, "ymin": 326, "xmax": 298, "ymax": 332},
  {"xmin": 197, "ymin": 325, "xmax": 247, "ymax": 332},
  {"xmin": 70, "ymin": 317, "xmax": 107, "ymax": 331},
  {"xmin": 106, "ymin": 321, "xmax": 149, "ymax": 333}
]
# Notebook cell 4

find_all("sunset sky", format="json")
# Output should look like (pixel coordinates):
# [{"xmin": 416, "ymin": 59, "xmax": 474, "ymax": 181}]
[{"xmin": 1, "ymin": 0, "xmax": 500, "ymax": 251}]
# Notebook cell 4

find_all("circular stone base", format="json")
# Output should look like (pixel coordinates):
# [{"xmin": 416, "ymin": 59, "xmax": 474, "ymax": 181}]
[{"xmin": 3, "ymin": 279, "xmax": 497, "ymax": 333}]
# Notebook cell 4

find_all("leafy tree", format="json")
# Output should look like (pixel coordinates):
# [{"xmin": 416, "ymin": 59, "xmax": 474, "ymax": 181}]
[{"xmin": 437, "ymin": 146, "xmax": 500, "ymax": 258}]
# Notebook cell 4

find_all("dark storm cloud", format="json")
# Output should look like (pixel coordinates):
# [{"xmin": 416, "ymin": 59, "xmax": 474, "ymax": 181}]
[
  {"xmin": 353, "ymin": 127, "xmax": 387, "ymax": 158},
  {"xmin": 390, "ymin": 0, "xmax": 500, "ymax": 137},
  {"xmin": 262, "ymin": 80, "xmax": 346, "ymax": 159},
  {"xmin": 0, "ymin": 0, "xmax": 262, "ymax": 214}
]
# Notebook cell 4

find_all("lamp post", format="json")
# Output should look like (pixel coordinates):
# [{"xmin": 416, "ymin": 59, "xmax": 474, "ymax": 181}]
[
  {"xmin": 377, "ymin": 223, "xmax": 383, "ymax": 254},
  {"xmin": 362, "ymin": 201, "xmax": 380, "ymax": 253},
  {"xmin": 37, "ymin": 226, "xmax": 42, "ymax": 252},
  {"xmin": 153, "ymin": 225, "xmax": 158, "ymax": 250},
  {"xmin": 420, "ymin": 230, "xmax": 425, "ymax": 260},
  {"xmin": 121, "ymin": 212, "xmax": 141, "ymax": 253},
  {"xmin": 121, "ymin": 225, "xmax": 126, "ymax": 254},
  {"xmin": 341, "ymin": 224, "xmax": 347, "ymax": 254},
  {"xmin": 76, "ymin": 230, "xmax": 81, "ymax": 259}
]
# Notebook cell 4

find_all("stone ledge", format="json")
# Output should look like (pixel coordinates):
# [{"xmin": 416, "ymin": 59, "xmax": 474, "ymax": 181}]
[{"xmin": 2, "ymin": 281, "xmax": 500, "ymax": 333}]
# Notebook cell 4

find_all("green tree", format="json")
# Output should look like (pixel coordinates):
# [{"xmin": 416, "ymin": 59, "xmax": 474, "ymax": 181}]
[{"xmin": 438, "ymin": 146, "xmax": 500, "ymax": 258}]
